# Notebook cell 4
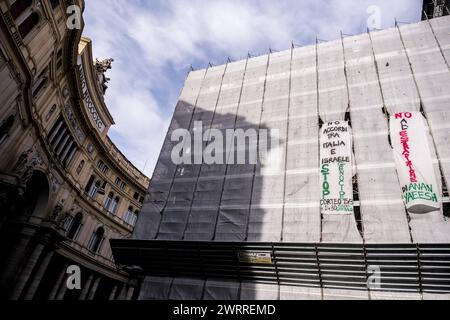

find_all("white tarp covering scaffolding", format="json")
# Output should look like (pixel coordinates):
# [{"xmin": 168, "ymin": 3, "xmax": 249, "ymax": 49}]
[
  {"xmin": 343, "ymin": 31, "xmax": 412, "ymax": 243},
  {"xmin": 133, "ymin": 16, "xmax": 450, "ymax": 300}
]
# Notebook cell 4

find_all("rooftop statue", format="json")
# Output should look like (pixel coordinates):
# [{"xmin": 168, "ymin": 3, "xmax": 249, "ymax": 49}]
[{"xmin": 94, "ymin": 58, "xmax": 114, "ymax": 94}]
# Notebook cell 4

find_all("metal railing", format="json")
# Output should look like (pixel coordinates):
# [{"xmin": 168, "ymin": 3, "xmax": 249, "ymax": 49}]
[{"xmin": 110, "ymin": 240, "xmax": 450, "ymax": 294}]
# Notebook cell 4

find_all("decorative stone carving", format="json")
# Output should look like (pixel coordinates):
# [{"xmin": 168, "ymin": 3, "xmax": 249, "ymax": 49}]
[
  {"xmin": 57, "ymin": 208, "xmax": 74, "ymax": 229},
  {"xmin": 62, "ymin": 86, "xmax": 69, "ymax": 98},
  {"xmin": 64, "ymin": 104, "xmax": 86, "ymax": 142},
  {"xmin": 76, "ymin": 159, "xmax": 85, "ymax": 175},
  {"xmin": 49, "ymin": 171, "xmax": 62, "ymax": 193},
  {"xmin": 50, "ymin": 203, "xmax": 64, "ymax": 222},
  {"xmin": 94, "ymin": 58, "xmax": 114, "ymax": 94},
  {"xmin": 13, "ymin": 149, "xmax": 43, "ymax": 185}
]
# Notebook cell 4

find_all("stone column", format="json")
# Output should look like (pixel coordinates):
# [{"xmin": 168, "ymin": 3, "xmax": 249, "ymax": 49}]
[
  {"xmin": 48, "ymin": 263, "xmax": 68, "ymax": 300},
  {"xmin": 78, "ymin": 274, "xmax": 93, "ymax": 300},
  {"xmin": 0, "ymin": 232, "xmax": 33, "ymax": 290},
  {"xmin": 117, "ymin": 284, "xmax": 127, "ymax": 300},
  {"xmin": 55, "ymin": 276, "xmax": 68, "ymax": 300},
  {"xmin": 24, "ymin": 250, "xmax": 54, "ymax": 300},
  {"xmin": 108, "ymin": 285, "xmax": 118, "ymax": 300},
  {"xmin": 10, "ymin": 242, "xmax": 45, "ymax": 300},
  {"xmin": 87, "ymin": 276, "xmax": 101, "ymax": 300},
  {"xmin": 126, "ymin": 286, "xmax": 135, "ymax": 300}
]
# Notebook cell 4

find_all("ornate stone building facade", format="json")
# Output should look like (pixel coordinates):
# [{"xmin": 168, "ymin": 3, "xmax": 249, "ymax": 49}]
[{"xmin": 0, "ymin": 0, "xmax": 149, "ymax": 300}]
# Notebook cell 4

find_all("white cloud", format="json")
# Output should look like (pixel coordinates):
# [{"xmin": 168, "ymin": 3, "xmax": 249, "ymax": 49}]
[{"xmin": 83, "ymin": 0, "xmax": 422, "ymax": 178}]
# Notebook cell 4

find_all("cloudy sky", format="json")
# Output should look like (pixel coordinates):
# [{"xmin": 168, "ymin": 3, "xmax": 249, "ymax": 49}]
[{"xmin": 83, "ymin": 0, "xmax": 422, "ymax": 178}]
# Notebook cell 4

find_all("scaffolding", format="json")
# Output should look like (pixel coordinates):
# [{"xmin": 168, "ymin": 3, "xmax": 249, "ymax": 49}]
[{"xmin": 127, "ymin": 15, "xmax": 450, "ymax": 300}]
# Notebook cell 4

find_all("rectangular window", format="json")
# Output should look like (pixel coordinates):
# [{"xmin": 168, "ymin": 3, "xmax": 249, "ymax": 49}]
[
  {"xmin": 63, "ymin": 215, "xmax": 73, "ymax": 230},
  {"xmin": 32, "ymin": 76, "xmax": 47, "ymax": 98},
  {"xmin": 124, "ymin": 209, "xmax": 138, "ymax": 227},
  {"xmin": 111, "ymin": 199, "xmax": 119, "ymax": 214},
  {"xmin": 74, "ymin": 223, "xmax": 82, "ymax": 241},
  {"xmin": 104, "ymin": 196, "xmax": 112, "ymax": 210},
  {"xmin": 88, "ymin": 184, "xmax": 98, "ymax": 198},
  {"xmin": 48, "ymin": 115, "xmax": 78, "ymax": 167},
  {"xmin": 97, "ymin": 159, "xmax": 109, "ymax": 174}
]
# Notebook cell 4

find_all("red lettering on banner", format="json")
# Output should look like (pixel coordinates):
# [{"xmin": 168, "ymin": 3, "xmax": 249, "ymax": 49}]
[
  {"xmin": 395, "ymin": 112, "xmax": 413, "ymax": 119},
  {"xmin": 399, "ymin": 125, "xmax": 417, "ymax": 183}
]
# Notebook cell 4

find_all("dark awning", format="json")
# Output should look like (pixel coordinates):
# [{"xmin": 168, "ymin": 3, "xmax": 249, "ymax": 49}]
[{"xmin": 110, "ymin": 240, "xmax": 450, "ymax": 293}]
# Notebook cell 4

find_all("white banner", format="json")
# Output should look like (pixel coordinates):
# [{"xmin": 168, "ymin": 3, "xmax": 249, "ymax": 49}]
[
  {"xmin": 320, "ymin": 121, "xmax": 354, "ymax": 215},
  {"xmin": 390, "ymin": 112, "xmax": 440, "ymax": 214}
]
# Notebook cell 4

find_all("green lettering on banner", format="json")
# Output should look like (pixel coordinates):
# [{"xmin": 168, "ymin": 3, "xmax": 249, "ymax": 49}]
[
  {"xmin": 403, "ymin": 182, "xmax": 438, "ymax": 205},
  {"xmin": 321, "ymin": 164, "xmax": 330, "ymax": 198}
]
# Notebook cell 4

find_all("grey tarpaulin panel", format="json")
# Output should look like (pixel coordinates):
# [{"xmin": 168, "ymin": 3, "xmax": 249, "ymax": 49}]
[
  {"xmin": 369, "ymin": 291, "xmax": 422, "ymax": 300},
  {"xmin": 422, "ymin": 293, "xmax": 450, "ymax": 300},
  {"xmin": 159, "ymin": 64, "xmax": 229, "ymax": 294},
  {"xmin": 215, "ymin": 55, "xmax": 270, "ymax": 241},
  {"xmin": 184, "ymin": 60, "xmax": 248, "ymax": 241},
  {"xmin": 429, "ymin": 16, "xmax": 450, "ymax": 65},
  {"xmin": 203, "ymin": 280, "xmax": 240, "ymax": 300},
  {"xmin": 130, "ymin": 16, "xmax": 450, "ymax": 300},
  {"xmin": 133, "ymin": 69, "xmax": 206, "ymax": 240},
  {"xmin": 344, "ymin": 32, "xmax": 411, "ymax": 243},
  {"xmin": 318, "ymin": 40, "xmax": 349, "ymax": 121},
  {"xmin": 138, "ymin": 276, "xmax": 172, "ymax": 300},
  {"xmin": 322, "ymin": 288, "xmax": 369, "ymax": 300},
  {"xmin": 318, "ymin": 38, "xmax": 361, "ymax": 243},
  {"xmin": 370, "ymin": 25, "xmax": 426, "ymax": 243},
  {"xmin": 279, "ymin": 286, "xmax": 322, "ymax": 300},
  {"xmin": 158, "ymin": 65, "xmax": 227, "ymax": 241},
  {"xmin": 240, "ymin": 282, "xmax": 279, "ymax": 300},
  {"xmin": 283, "ymin": 45, "xmax": 321, "ymax": 243},
  {"xmin": 246, "ymin": 50, "xmax": 290, "ymax": 242},
  {"xmin": 398, "ymin": 21, "xmax": 450, "ymax": 242},
  {"xmin": 370, "ymin": 27, "xmax": 421, "ymax": 112},
  {"xmin": 168, "ymin": 278, "xmax": 205, "ymax": 300}
]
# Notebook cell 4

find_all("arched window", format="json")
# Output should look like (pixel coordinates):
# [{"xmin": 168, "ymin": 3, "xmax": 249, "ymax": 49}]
[
  {"xmin": 111, "ymin": 196, "xmax": 120, "ymax": 214},
  {"xmin": 88, "ymin": 227, "xmax": 104, "ymax": 253},
  {"xmin": 18, "ymin": 11, "xmax": 39, "ymax": 39},
  {"xmin": 20, "ymin": 171, "xmax": 49, "ymax": 221},
  {"xmin": 88, "ymin": 180, "xmax": 101, "ymax": 198},
  {"xmin": 124, "ymin": 207, "xmax": 138, "ymax": 226},
  {"xmin": 104, "ymin": 192, "xmax": 113, "ymax": 211},
  {"xmin": 10, "ymin": 0, "xmax": 32, "ymax": 20},
  {"xmin": 124, "ymin": 206, "xmax": 133, "ymax": 225},
  {"xmin": 133, "ymin": 210, "xmax": 139, "ymax": 226},
  {"xmin": 66, "ymin": 212, "xmax": 82, "ymax": 240}
]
